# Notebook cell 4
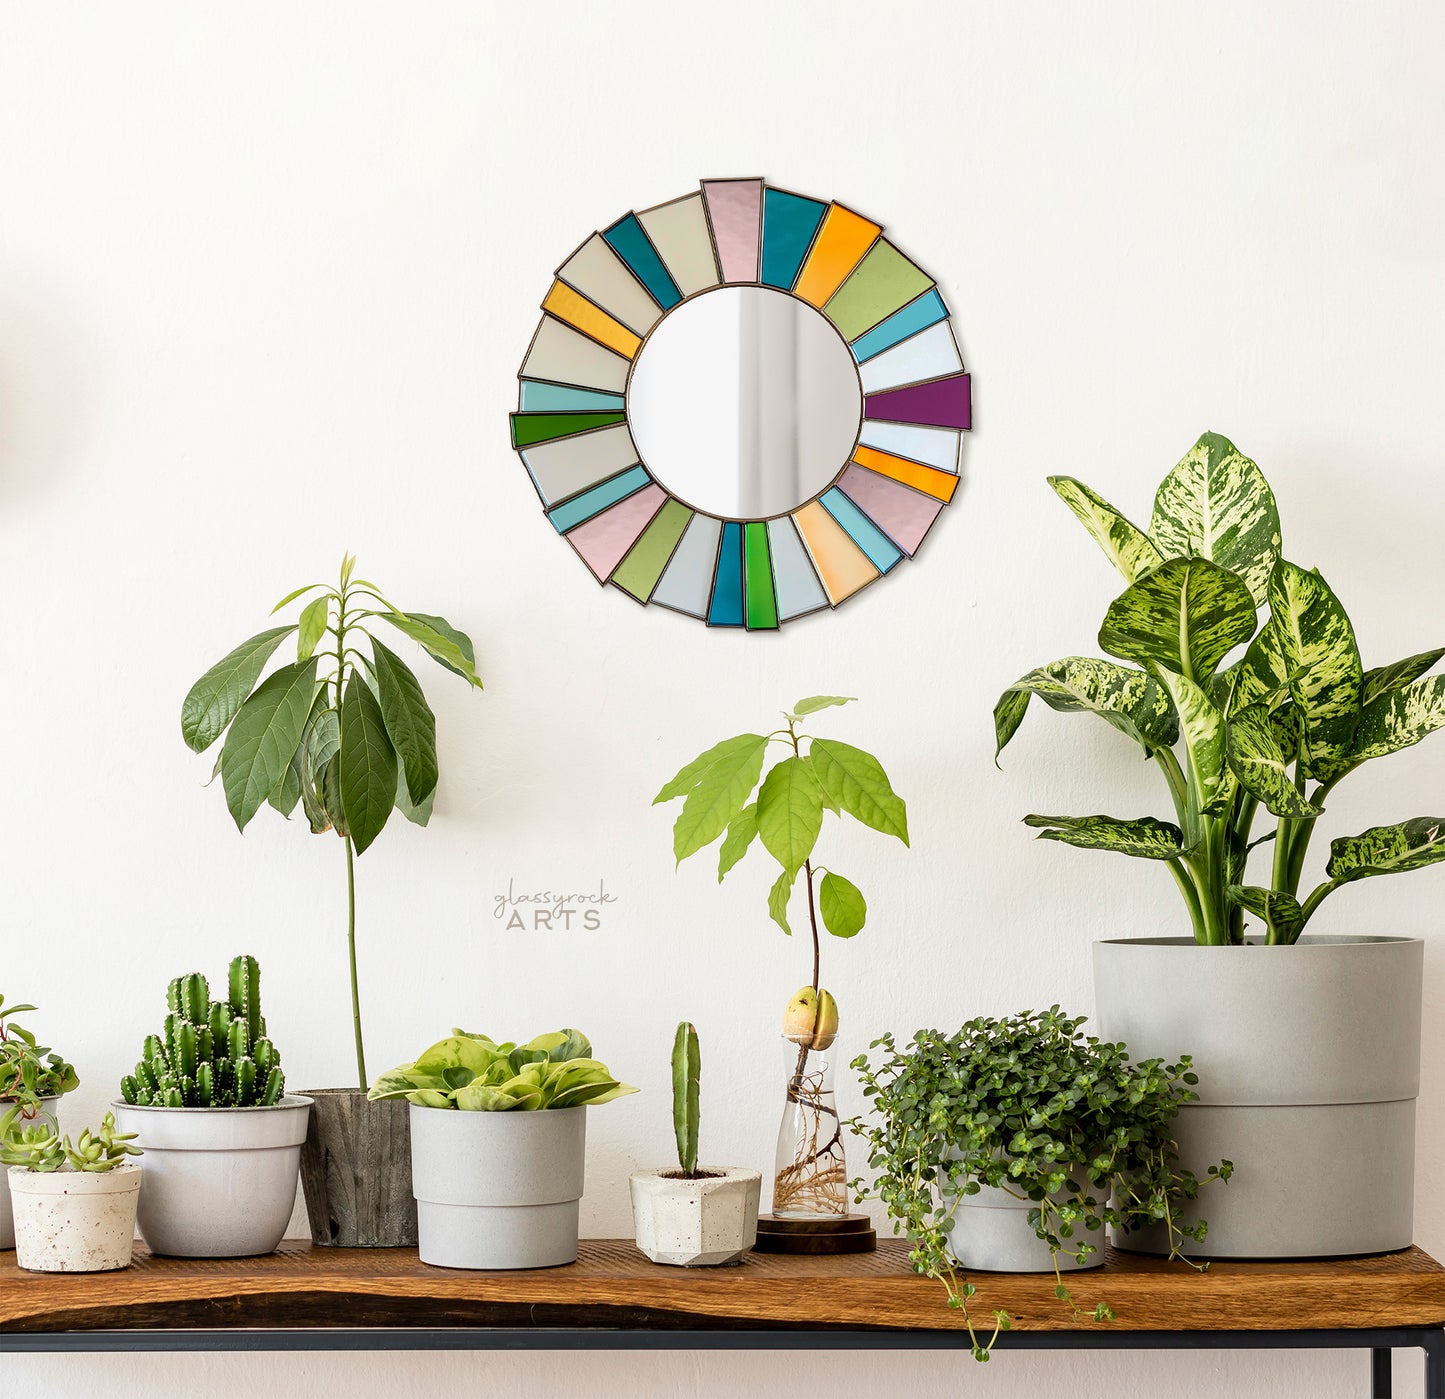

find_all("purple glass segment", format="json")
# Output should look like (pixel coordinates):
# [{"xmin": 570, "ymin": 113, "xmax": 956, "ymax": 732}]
[{"xmin": 863, "ymin": 373, "xmax": 971, "ymax": 430}]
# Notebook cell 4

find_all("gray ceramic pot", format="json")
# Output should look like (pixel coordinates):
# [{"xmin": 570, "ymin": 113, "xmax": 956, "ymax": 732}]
[
  {"xmin": 947, "ymin": 1175, "xmax": 1106, "ymax": 1273},
  {"xmin": 410, "ymin": 1104, "xmax": 586, "ymax": 1269},
  {"xmin": 1093, "ymin": 936, "xmax": 1422, "ymax": 1258},
  {"xmin": 0, "ymin": 1096, "xmax": 61, "ymax": 1249}
]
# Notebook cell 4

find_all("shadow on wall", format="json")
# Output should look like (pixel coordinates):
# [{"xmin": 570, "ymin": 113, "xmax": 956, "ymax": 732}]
[{"xmin": 0, "ymin": 286, "xmax": 92, "ymax": 504}]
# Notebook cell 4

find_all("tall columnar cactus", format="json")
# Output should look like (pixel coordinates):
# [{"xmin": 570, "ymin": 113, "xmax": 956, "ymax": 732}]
[
  {"xmin": 672, "ymin": 1021, "xmax": 700, "ymax": 1177},
  {"xmin": 120, "ymin": 955, "xmax": 285, "ymax": 1109}
]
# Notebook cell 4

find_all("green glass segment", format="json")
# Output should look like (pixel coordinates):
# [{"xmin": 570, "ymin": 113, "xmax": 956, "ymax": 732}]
[
  {"xmin": 510, "ymin": 410, "xmax": 627, "ymax": 450},
  {"xmin": 823, "ymin": 241, "xmax": 934, "ymax": 343},
  {"xmin": 612, "ymin": 500, "xmax": 693, "ymax": 602},
  {"xmin": 743, "ymin": 521, "xmax": 779, "ymax": 631}
]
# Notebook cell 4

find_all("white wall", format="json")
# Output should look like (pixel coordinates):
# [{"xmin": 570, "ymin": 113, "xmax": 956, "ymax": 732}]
[{"xmin": 2, "ymin": 2, "xmax": 1442, "ymax": 1395}]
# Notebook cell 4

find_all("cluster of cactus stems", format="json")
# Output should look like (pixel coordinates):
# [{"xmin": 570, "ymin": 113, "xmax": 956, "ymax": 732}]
[
  {"xmin": 120, "ymin": 956, "xmax": 284, "ymax": 1108},
  {"xmin": 672, "ymin": 1021, "xmax": 701, "ymax": 1177}
]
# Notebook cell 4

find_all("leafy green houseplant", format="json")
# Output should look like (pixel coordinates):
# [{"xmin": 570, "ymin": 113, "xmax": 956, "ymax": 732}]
[
  {"xmin": 994, "ymin": 431, "xmax": 1445, "ymax": 943},
  {"xmin": 849, "ymin": 1009, "xmax": 1226, "ymax": 1361},
  {"xmin": 656, "ymin": 696, "xmax": 909, "ymax": 1219},
  {"xmin": 181, "ymin": 554, "xmax": 483, "ymax": 1087},
  {"xmin": 0, "ymin": 994, "xmax": 78, "ymax": 1112}
]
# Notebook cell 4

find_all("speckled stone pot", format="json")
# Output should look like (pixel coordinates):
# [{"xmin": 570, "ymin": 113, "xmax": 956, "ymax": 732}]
[
  {"xmin": 8, "ymin": 1163, "xmax": 141, "ymax": 1272},
  {"xmin": 0, "ymin": 1095, "xmax": 60, "ymax": 1249},
  {"xmin": 630, "ymin": 1167, "xmax": 761, "ymax": 1266}
]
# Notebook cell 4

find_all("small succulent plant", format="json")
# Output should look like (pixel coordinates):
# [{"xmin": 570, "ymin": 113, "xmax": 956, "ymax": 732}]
[
  {"xmin": 0, "ymin": 1108, "xmax": 141, "ymax": 1173},
  {"xmin": 119, "ymin": 955, "xmax": 286, "ymax": 1108},
  {"xmin": 0, "ymin": 993, "xmax": 79, "ymax": 1111},
  {"xmin": 671, "ymin": 1022, "xmax": 700, "ymax": 1177}
]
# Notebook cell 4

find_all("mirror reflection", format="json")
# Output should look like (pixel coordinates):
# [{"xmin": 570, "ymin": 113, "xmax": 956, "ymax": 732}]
[{"xmin": 627, "ymin": 287, "xmax": 863, "ymax": 520}]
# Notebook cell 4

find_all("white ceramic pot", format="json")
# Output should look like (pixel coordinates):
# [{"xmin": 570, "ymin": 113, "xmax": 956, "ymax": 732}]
[
  {"xmin": 410, "ymin": 1104, "xmax": 586, "ymax": 1269},
  {"xmin": 947, "ymin": 1176, "xmax": 1106, "ymax": 1273},
  {"xmin": 9, "ymin": 1163, "xmax": 141, "ymax": 1272},
  {"xmin": 0, "ymin": 1095, "xmax": 60, "ymax": 1249},
  {"xmin": 1093, "ymin": 936, "xmax": 1422, "ymax": 1258},
  {"xmin": 111, "ymin": 1095, "xmax": 312, "ymax": 1257},
  {"xmin": 629, "ymin": 1167, "xmax": 761, "ymax": 1266}
]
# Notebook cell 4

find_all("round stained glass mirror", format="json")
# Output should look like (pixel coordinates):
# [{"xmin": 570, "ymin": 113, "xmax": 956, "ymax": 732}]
[{"xmin": 509, "ymin": 178, "xmax": 972, "ymax": 630}]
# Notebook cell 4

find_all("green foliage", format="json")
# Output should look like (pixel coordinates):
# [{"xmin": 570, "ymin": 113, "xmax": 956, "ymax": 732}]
[
  {"xmin": 848, "ymin": 1009, "xmax": 1229, "ymax": 1360},
  {"xmin": 179, "ymin": 556, "xmax": 483, "ymax": 1087},
  {"xmin": 997, "ymin": 431, "xmax": 1445, "ymax": 944},
  {"xmin": 671, "ymin": 1021, "xmax": 701, "ymax": 1176},
  {"xmin": 0, "ymin": 1107, "xmax": 141, "ymax": 1173},
  {"xmin": 0, "ymin": 995, "xmax": 79, "ymax": 1111},
  {"xmin": 368, "ymin": 1028, "xmax": 637, "ymax": 1112},
  {"xmin": 119, "ymin": 956, "xmax": 286, "ymax": 1109}
]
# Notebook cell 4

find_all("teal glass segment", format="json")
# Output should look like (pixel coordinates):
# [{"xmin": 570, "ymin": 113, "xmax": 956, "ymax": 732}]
[
  {"xmin": 547, "ymin": 464, "xmax": 650, "ymax": 534},
  {"xmin": 520, "ymin": 380, "xmax": 625, "ymax": 412},
  {"xmin": 603, "ymin": 215, "xmax": 682, "ymax": 309},
  {"xmin": 820, "ymin": 488, "xmax": 904, "ymax": 573},
  {"xmin": 707, "ymin": 522, "xmax": 745, "ymax": 626},
  {"xmin": 761, "ymin": 189, "xmax": 827, "ymax": 290},
  {"xmin": 850, "ymin": 289, "xmax": 950, "ymax": 363}
]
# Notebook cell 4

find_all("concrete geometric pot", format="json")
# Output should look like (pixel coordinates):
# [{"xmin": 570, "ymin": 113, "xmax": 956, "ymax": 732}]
[
  {"xmin": 1093, "ymin": 935, "xmax": 1423, "ymax": 1258},
  {"xmin": 0, "ymin": 1095, "xmax": 60, "ymax": 1249},
  {"xmin": 8, "ymin": 1163, "xmax": 141, "ymax": 1272},
  {"xmin": 111, "ymin": 1095, "xmax": 313, "ymax": 1257},
  {"xmin": 409, "ymin": 1104, "xmax": 586, "ymax": 1269},
  {"xmin": 299, "ymin": 1089, "xmax": 417, "ymax": 1247},
  {"xmin": 629, "ymin": 1166, "xmax": 761, "ymax": 1266},
  {"xmin": 946, "ymin": 1175, "xmax": 1106, "ymax": 1273}
]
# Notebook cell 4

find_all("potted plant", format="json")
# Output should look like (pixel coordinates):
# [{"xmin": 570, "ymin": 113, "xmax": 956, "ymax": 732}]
[
  {"xmin": 630, "ymin": 1022, "xmax": 761, "ymax": 1266},
  {"xmin": 180, "ymin": 554, "xmax": 483, "ymax": 1247},
  {"xmin": 2, "ymin": 1108, "xmax": 142, "ymax": 1272},
  {"xmin": 848, "ymin": 1009, "xmax": 1225, "ymax": 1361},
  {"xmin": 114, "ymin": 955, "xmax": 312, "ymax": 1257},
  {"xmin": 0, "ymin": 992, "xmax": 80, "ymax": 1249},
  {"xmin": 995, "ymin": 431, "xmax": 1444, "ymax": 1256},
  {"xmin": 656, "ymin": 697, "xmax": 908, "ymax": 1226},
  {"xmin": 369, "ymin": 1027, "xmax": 635, "ymax": 1269}
]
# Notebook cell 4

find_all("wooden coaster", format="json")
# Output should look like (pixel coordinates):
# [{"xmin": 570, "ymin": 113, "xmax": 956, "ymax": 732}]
[{"xmin": 753, "ymin": 1213, "xmax": 877, "ymax": 1255}]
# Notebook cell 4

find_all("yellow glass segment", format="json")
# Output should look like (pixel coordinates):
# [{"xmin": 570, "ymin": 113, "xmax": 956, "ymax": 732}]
[
  {"xmin": 851, "ymin": 445, "xmax": 959, "ymax": 503},
  {"xmin": 792, "ymin": 500, "xmax": 878, "ymax": 604},
  {"xmin": 793, "ymin": 205, "xmax": 882, "ymax": 308},
  {"xmin": 542, "ymin": 281, "xmax": 642, "ymax": 360}
]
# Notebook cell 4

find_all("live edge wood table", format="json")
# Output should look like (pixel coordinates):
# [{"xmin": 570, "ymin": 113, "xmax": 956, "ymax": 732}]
[{"xmin": 3, "ymin": 1241, "xmax": 1444, "ymax": 1397}]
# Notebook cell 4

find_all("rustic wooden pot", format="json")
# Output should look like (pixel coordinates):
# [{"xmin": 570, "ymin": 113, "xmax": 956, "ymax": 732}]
[{"xmin": 299, "ymin": 1089, "xmax": 417, "ymax": 1248}]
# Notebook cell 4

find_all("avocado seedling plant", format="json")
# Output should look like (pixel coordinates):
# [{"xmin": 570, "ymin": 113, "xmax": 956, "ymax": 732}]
[
  {"xmin": 656, "ymin": 696, "xmax": 909, "ymax": 1215},
  {"xmin": 181, "ymin": 555, "xmax": 483, "ymax": 1085},
  {"xmin": 995, "ymin": 432, "xmax": 1445, "ymax": 944}
]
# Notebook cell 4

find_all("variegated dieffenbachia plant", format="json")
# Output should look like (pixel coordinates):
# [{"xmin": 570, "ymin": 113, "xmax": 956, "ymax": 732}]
[{"xmin": 995, "ymin": 431, "xmax": 1445, "ymax": 946}]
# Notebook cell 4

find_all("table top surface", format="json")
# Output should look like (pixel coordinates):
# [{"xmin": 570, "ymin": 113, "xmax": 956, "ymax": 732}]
[{"xmin": 4, "ymin": 1239, "xmax": 1445, "ymax": 1336}]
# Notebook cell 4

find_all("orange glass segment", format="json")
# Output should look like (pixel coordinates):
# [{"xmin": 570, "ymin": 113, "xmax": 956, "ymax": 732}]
[
  {"xmin": 542, "ymin": 281, "xmax": 642, "ymax": 360},
  {"xmin": 792, "ymin": 205, "xmax": 882, "ymax": 308},
  {"xmin": 791, "ymin": 500, "xmax": 878, "ymax": 604},
  {"xmin": 851, "ymin": 444, "xmax": 959, "ymax": 503}
]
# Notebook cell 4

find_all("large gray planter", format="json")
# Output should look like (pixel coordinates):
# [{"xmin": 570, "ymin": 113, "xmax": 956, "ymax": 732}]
[
  {"xmin": 410, "ymin": 1104, "xmax": 586, "ymax": 1269},
  {"xmin": 112, "ymin": 1095, "xmax": 312, "ymax": 1257},
  {"xmin": 1093, "ymin": 936, "xmax": 1422, "ymax": 1258},
  {"xmin": 0, "ymin": 1095, "xmax": 60, "ymax": 1249}
]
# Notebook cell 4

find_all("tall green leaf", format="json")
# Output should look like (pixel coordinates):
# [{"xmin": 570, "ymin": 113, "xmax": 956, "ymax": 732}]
[
  {"xmin": 654, "ymin": 734, "xmax": 765, "ymax": 805},
  {"xmin": 1362, "ymin": 649, "xmax": 1445, "ymax": 706},
  {"xmin": 1156, "ymin": 672, "xmax": 1232, "ymax": 816},
  {"xmin": 670, "ymin": 736, "xmax": 769, "ymax": 863},
  {"xmin": 394, "ymin": 766, "xmax": 435, "ymax": 827},
  {"xmin": 407, "ymin": 612, "xmax": 480, "ymax": 684},
  {"xmin": 756, "ymin": 756, "xmax": 825, "ymax": 876},
  {"xmin": 219, "ymin": 659, "xmax": 318, "ymax": 831},
  {"xmin": 268, "ymin": 686, "xmax": 326, "ymax": 817},
  {"xmin": 994, "ymin": 656, "xmax": 1179, "ymax": 756},
  {"xmin": 1023, "ymin": 813, "xmax": 1187, "ymax": 859},
  {"xmin": 339, "ymin": 672, "xmax": 398, "ymax": 855},
  {"xmin": 1325, "ymin": 818, "xmax": 1445, "ymax": 884},
  {"xmin": 1229, "ymin": 616, "xmax": 1290, "ymax": 715},
  {"xmin": 182, "ymin": 626, "xmax": 295, "ymax": 753},
  {"xmin": 1225, "ymin": 885, "xmax": 1304, "ymax": 944},
  {"xmin": 1225, "ymin": 705, "xmax": 1323, "ymax": 819},
  {"xmin": 809, "ymin": 739, "xmax": 909, "ymax": 845},
  {"xmin": 1098, "ymin": 557, "xmax": 1257, "ymax": 684},
  {"xmin": 792, "ymin": 695, "xmax": 856, "ymax": 716},
  {"xmin": 1267, "ymin": 561, "xmax": 1362, "ymax": 782},
  {"xmin": 371, "ymin": 636, "xmax": 439, "ymax": 805},
  {"xmin": 296, "ymin": 596, "xmax": 330, "ymax": 663},
  {"xmin": 717, "ymin": 802, "xmax": 757, "ymax": 882},
  {"xmin": 768, "ymin": 868, "xmax": 793, "ymax": 934},
  {"xmin": 819, "ymin": 872, "xmax": 867, "ymax": 938},
  {"xmin": 1349, "ymin": 675, "xmax": 1445, "ymax": 766},
  {"xmin": 1047, "ymin": 476, "xmax": 1163, "ymax": 583},
  {"xmin": 1148, "ymin": 431, "xmax": 1282, "ymax": 605},
  {"xmin": 379, "ymin": 611, "xmax": 483, "ymax": 689}
]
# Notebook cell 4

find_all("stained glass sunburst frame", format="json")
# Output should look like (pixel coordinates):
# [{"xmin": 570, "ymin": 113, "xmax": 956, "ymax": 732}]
[{"xmin": 509, "ymin": 178, "xmax": 972, "ymax": 631}]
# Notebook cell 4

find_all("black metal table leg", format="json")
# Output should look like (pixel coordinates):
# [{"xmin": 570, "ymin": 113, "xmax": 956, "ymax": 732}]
[
  {"xmin": 1372, "ymin": 1347, "xmax": 1392, "ymax": 1399},
  {"xmin": 1424, "ymin": 1329, "xmax": 1445, "ymax": 1399}
]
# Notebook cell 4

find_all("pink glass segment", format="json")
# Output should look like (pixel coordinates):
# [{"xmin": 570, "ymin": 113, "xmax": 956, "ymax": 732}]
[
  {"xmin": 566, "ymin": 484, "xmax": 667, "ymax": 581},
  {"xmin": 836, "ymin": 463, "xmax": 946, "ymax": 556},
  {"xmin": 702, "ymin": 179, "xmax": 764, "ymax": 283}
]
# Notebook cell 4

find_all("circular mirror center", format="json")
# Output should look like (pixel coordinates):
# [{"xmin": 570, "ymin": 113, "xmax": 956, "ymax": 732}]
[{"xmin": 627, "ymin": 286, "xmax": 863, "ymax": 520}]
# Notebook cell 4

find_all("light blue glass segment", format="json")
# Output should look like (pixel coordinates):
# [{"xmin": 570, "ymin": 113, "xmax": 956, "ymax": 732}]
[
  {"xmin": 547, "ymin": 465, "xmax": 650, "ymax": 534},
  {"xmin": 850, "ymin": 289, "xmax": 950, "ymax": 363},
  {"xmin": 820, "ymin": 488, "xmax": 904, "ymax": 573},
  {"xmin": 603, "ymin": 215, "xmax": 682, "ymax": 309},
  {"xmin": 520, "ymin": 380, "xmax": 626, "ymax": 412},
  {"xmin": 761, "ymin": 189, "xmax": 827, "ymax": 290},
  {"xmin": 708, "ymin": 521, "xmax": 745, "ymax": 626}
]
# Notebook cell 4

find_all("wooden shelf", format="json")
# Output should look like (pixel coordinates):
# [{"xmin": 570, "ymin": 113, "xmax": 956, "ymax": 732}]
[{"xmin": 4, "ymin": 1240, "xmax": 1445, "ymax": 1338}]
